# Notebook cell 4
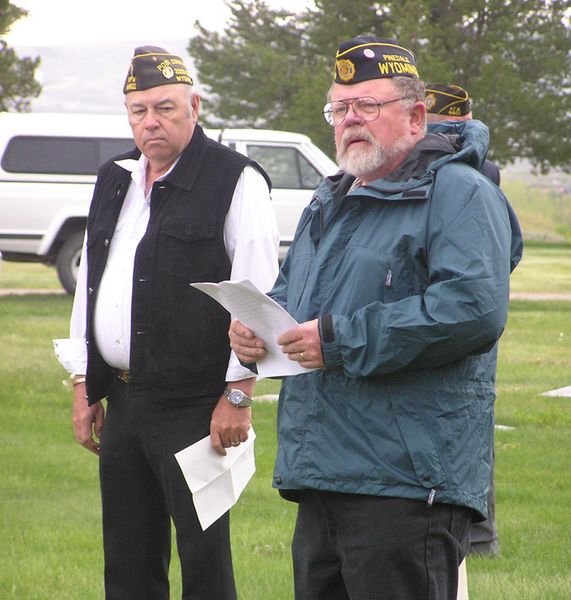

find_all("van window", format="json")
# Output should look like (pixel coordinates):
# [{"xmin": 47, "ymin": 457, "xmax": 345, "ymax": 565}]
[
  {"xmin": 1, "ymin": 135, "xmax": 135, "ymax": 175},
  {"xmin": 247, "ymin": 145, "xmax": 322, "ymax": 189}
]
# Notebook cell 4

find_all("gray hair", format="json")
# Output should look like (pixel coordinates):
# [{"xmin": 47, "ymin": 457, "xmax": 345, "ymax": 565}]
[{"xmin": 392, "ymin": 76, "xmax": 425, "ymax": 107}]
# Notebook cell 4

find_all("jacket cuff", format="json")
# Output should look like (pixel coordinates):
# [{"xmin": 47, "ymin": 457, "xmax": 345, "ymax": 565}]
[{"xmin": 319, "ymin": 314, "xmax": 343, "ymax": 369}]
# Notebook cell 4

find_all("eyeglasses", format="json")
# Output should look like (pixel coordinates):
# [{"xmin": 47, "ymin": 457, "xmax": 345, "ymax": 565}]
[{"xmin": 322, "ymin": 96, "xmax": 408, "ymax": 127}]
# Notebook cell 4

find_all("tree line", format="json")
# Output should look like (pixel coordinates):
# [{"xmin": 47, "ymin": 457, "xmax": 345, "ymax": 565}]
[{"xmin": 2, "ymin": 0, "xmax": 570, "ymax": 172}]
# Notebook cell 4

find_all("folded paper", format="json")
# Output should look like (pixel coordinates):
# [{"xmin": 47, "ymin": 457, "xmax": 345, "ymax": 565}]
[{"xmin": 175, "ymin": 428, "xmax": 256, "ymax": 530}]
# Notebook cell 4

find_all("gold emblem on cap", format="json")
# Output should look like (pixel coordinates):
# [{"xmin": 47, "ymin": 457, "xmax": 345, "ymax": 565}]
[
  {"xmin": 336, "ymin": 59, "xmax": 356, "ymax": 82},
  {"xmin": 161, "ymin": 66, "xmax": 175, "ymax": 80},
  {"xmin": 425, "ymin": 93, "xmax": 437, "ymax": 111}
]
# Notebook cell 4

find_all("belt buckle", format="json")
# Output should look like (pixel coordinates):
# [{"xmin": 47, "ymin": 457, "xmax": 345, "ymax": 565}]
[{"xmin": 116, "ymin": 369, "xmax": 130, "ymax": 384}]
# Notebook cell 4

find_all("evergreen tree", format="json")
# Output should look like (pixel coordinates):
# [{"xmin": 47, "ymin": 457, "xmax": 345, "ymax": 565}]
[
  {"xmin": 0, "ymin": 1, "xmax": 42, "ymax": 112},
  {"xmin": 190, "ymin": 0, "xmax": 570, "ymax": 171}
]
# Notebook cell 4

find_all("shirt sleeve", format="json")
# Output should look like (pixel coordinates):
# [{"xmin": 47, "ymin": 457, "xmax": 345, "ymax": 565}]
[
  {"xmin": 224, "ymin": 165, "xmax": 280, "ymax": 382},
  {"xmin": 52, "ymin": 231, "xmax": 88, "ymax": 375}
]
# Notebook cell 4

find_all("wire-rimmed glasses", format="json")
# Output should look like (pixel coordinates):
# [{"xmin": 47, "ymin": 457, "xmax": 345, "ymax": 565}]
[{"xmin": 322, "ymin": 96, "xmax": 408, "ymax": 127}]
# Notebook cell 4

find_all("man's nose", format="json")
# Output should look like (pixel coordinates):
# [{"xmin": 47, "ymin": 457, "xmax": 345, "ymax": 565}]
[
  {"xmin": 143, "ymin": 111, "xmax": 160, "ymax": 128},
  {"xmin": 344, "ymin": 103, "xmax": 364, "ymax": 125}
]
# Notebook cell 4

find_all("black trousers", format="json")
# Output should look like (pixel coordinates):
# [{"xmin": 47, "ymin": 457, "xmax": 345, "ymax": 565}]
[
  {"xmin": 291, "ymin": 490, "xmax": 472, "ymax": 600},
  {"xmin": 99, "ymin": 379, "xmax": 237, "ymax": 600}
]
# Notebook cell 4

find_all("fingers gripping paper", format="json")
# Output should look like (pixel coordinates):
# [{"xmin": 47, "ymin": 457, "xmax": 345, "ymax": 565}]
[
  {"xmin": 191, "ymin": 279, "xmax": 315, "ymax": 378},
  {"xmin": 175, "ymin": 429, "xmax": 256, "ymax": 531}
]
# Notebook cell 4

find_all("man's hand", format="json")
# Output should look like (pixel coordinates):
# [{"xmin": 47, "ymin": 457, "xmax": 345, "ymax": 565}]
[
  {"xmin": 228, "ymin": 319, "xmax": 268, "ymax": 363},
  {"xmin": 210, "ymin": 397, "xmax": 252, "ymax": 456},
  {"xmin": 72, "ymin": 384, "xmax": 104, "ymax": 455},
  {"xmin": 278, "ymin": 319, "xmax": 324, "ymax": 369}
]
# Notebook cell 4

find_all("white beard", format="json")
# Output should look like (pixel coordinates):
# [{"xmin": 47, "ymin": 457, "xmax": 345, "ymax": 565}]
[{"xmin": 336, "ymin": 127, "xmax": 413, "ymax": 180}]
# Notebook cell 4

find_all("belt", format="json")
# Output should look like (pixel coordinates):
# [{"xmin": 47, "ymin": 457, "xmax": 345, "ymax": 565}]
[{"xmin": 114, "ymin": 369, "xmax": 130, "ymax": 384}]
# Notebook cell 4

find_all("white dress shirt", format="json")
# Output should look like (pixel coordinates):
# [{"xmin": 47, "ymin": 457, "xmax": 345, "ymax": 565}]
[{"xmin": 54, "ymin": 152, "xmax": 279, "ymax": 383}]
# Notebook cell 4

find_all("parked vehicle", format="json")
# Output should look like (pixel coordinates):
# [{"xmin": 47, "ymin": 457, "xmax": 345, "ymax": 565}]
[{"xmin": 0, "ymin": 112, "xmax": 337, "ymax": 293}]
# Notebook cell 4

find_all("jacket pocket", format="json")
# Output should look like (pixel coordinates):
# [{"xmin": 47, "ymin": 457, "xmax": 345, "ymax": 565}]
[
  {"xmin": 157, "ymin": 218, "xmax": 225, "ymax": 280},
  {"xmin": 391, "ymin": 399, "xmax": 447, "ymax": 489},
  {"xmin": 160, "ymin": 217, "xmax": 216, "ymax": 242},
  {"xmin": 334, "ymin": 245, "xmax": 425, "ymax": 308}
]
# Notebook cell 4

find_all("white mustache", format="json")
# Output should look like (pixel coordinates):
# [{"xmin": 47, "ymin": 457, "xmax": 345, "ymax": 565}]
[{"xmin": 339, "ymin": 127, "xmax": 375, "ymax": 153}]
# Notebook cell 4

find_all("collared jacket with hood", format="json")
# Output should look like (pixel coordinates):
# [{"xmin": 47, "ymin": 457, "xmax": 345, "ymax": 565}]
[{"xmin": 269, "ymin": 119, "xmax": 522, "ymax": 519}]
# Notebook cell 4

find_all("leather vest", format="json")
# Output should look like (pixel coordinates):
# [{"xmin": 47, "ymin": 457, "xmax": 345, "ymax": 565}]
[{"xmin": 84, "ymin": 125, "xmax": 269, "ymax": 404}]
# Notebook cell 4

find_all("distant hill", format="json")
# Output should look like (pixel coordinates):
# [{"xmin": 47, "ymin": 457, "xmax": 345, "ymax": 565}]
[{"xmin": 13, "ymin": 39, "xmax": 196, "ymax": 114}]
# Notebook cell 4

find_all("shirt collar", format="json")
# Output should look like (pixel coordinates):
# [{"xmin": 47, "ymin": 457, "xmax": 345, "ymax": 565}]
[{"xmin": 115, "ymin": 152, "xmax": 180, "ymax": 189}]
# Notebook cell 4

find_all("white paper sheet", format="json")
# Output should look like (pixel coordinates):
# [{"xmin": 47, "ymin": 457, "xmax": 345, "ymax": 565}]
[
  {"xmin": 175, "ymin": 429, "xmax": 256, "ymax": 531},
  {"xmin": 191, "ymin": 279, "xmax": 315, "ymax": 378}
]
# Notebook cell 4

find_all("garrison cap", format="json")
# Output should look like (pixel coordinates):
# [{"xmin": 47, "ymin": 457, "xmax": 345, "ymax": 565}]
[
  {"xmin": 333, "ymin": 36, "xmax": 419, "ymax": 84},
  {"xmin": 123, "ymin": 45, "xmax": 193, "ymax": 94},
  {"xmin": 425, "ymin": 82, "xmax": 471, "ymax": 117}
]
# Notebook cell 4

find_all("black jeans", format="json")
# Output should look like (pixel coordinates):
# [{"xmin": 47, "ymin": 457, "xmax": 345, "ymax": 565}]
[
  {"xmin": 99, "ymin": 379, "xmax": 237, "ymax": 600},
  {"xmin": 292, "ymin": 490, "xmax": 472, "ymax": 600}
]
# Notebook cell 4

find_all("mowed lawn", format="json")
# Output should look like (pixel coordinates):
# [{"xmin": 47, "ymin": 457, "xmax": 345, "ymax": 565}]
[{"xmin": 1, "ymin": 245, "xmax": 570, "ymax": 599}]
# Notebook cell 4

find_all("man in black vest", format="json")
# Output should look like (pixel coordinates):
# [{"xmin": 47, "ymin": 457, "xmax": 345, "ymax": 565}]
[
  {"xmin": 54, "ymin": 46, "xmax": 279, "ymax": 599},
  {"xmin": 425, "ymin": 82, "xmax": 501, "ymax": 556}
]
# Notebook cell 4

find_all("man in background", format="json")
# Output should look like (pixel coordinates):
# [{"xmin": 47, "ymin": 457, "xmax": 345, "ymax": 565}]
[
  {"xmin": 425, "ymin": 82, "xmax": 522, "ymax": 555},
  {"xmin": 425, "ymin": 82, "xmax": 500, "ymax": 184},
  {"xmin": 54, "ymin": 46, "xmax": 279, "ymax": 599}
]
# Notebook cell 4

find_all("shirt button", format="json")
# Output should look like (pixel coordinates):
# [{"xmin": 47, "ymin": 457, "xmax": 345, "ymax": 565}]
[{"xmin": 274, "ymin": 476, "xmax": 283, "ymax": 485}]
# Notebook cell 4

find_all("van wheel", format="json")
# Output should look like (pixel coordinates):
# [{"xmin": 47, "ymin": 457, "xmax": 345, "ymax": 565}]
[{"xmin": 56, "ymin": 231, "xmax": 84, "ymax": 294}]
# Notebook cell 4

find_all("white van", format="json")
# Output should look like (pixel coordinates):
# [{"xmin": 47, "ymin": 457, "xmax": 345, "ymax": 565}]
[{"xmin": 0, "ymin": 112, "xmax": 337, "ymax": 293}]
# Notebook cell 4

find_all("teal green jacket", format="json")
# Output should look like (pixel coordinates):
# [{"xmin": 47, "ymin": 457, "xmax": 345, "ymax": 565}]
[{"xmin": 269, "ymin": 120, "xmax": 522, "ymax": 518}]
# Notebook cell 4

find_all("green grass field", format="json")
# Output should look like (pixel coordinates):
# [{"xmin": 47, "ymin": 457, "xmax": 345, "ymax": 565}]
[
  {"xmin": 1, "ymin": 247, "xmax": 570, "ymax": 599},
  {"xmin": 502, "ymin": 167, "xmax": 571, "ymax": 245}
]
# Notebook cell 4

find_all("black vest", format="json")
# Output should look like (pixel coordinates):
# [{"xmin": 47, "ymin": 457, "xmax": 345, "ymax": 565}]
[{"xmin": 84, "ymin": 125, "xmax": 270, "ymax": 404}]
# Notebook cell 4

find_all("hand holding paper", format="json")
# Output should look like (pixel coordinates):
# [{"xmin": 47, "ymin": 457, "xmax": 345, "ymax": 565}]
[
  {"xmin": 175, "ymin": 429, "xmax": 256, "ymax": 531},
  {"xmin": 191, "ymin": 279, "xmax": 316, "ymax": 378}
]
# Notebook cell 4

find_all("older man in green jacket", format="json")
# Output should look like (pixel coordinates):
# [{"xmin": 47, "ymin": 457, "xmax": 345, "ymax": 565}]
[{"xmin": 230, "ymin": 35, "xmax": 522, "ymax": 600}]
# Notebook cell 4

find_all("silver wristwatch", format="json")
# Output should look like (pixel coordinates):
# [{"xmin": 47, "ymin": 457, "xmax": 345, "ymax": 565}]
[{"xmin": 223, "ymin": 387, "xmax": 253, "ymax": 408}]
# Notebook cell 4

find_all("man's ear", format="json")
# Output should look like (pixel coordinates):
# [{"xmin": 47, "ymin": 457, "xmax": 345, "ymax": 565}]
[
  {"xmin": 191, "ymin": 93, "xmax": 201, "ymax": 120},
  {"xmin": 410, "ymin": 101, "xmax": 426, "ymax": 135}
]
